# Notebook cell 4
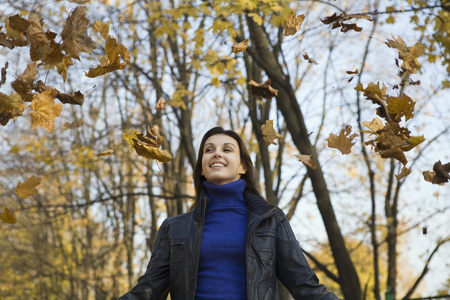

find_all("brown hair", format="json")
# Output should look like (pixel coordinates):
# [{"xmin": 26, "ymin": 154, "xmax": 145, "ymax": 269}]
[{"xmin": 190, "ymin": 127, "xmax": 261, "ymax": 210}]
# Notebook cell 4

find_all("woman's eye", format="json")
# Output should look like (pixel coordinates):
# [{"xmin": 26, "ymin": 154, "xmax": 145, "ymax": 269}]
[{"xmin": 205, "ymin": 148, "xmax": 213, "ymax": 153}]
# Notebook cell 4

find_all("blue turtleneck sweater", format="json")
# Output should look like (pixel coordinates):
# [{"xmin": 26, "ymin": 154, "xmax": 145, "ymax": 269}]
[{"xmin": 195, "ymin": 179, "xmax": 248, "ymax": 300}]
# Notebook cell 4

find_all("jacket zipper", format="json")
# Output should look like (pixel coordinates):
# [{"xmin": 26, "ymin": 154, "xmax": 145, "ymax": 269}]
[{"xmin": 192, "ymin": 195, "xmax": 207, "ymax": 299}]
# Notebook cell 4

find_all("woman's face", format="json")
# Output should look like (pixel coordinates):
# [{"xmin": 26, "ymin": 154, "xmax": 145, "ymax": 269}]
[{"xmin": 201, "ymin": 134, "xmax": 246, "ymax": 185}]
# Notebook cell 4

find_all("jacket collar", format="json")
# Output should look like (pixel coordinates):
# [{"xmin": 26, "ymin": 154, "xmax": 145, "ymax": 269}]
[{"xmin": 193, "ymin": 188, "xmax": 275, "ymax": 222}]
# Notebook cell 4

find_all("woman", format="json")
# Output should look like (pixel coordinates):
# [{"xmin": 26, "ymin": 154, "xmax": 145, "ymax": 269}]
[{"xmin": 119, "ymin": 127, "xmax": 341, "ymax": 300}]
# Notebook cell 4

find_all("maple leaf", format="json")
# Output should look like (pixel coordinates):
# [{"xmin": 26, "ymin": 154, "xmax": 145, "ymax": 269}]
[
  {"xmin": 386, "ymin": 36, "xmax": 425, "ymax": 73},
  {"xmin": 0, "ymin": 92, "xmax": 27, "ymax": 126},
  {"xmin": 55, "ymin": 56, "xmax": 74, "ymax": 81},
  {"xmin": 386, "ymin": 94, "xmax": 415, "ymax": 122},
  {"xmin": 29, "ymin": 89, "xmax": 62, "ymax": 132},
  {"xmin": 24, "ymin": 15, "xmax": 49, "ymax": 47},
  {"xmin": 94, "ymin": 20, "xmax": 112, "ymax": 40},
  {"xmin": 295, "ymin": 153, "xmax": 316, "ymax": 169},
  {"xmin": 283, "ymin": 12, "xmax": 305, "ymax": 36},
  {"xmin": 303, "ymin": 52, "xmax": 318, "ymax": 64},
  {"xmin": 11, "ymin": 63, "xmax": 38, "ymax": 102},
  {"xmin": 327, "ymin": 125, "xmax": 358, "ymax": 155},
  {"xmin": 261, "ymin": 120, "xmax": 282, "ymax": 146},
  {"xmin": 248, "ymin": 79, "xmax": 279, "ymax": 99},
  {"xmin": 360, "ymin": 117, "xmax": 385, "ymax": 134},
  {"xmin": 14, "ymin": 176, "xmax": 41, "ymax": 198},
  {"xmin": 97, "ymin": 149, "xmax": 115, "ymax": 157},
  {"xmin": 0, "ymin": 15, "xmax": 28, "ymax": 48},
  {"xmin": 231, "ymin": 39, "xmax": 249, "ymax": 54},
  {"xmin": 156, "ymin": 97, "xmax": 168, "ymax": 110},
  {"xmin": 423, "ymin": 161, "xmax": 450, "ymax": 184},
  {"xmin": 123, "ymin": 126, "xmax": 172, "ymax": 163},
  {"xmin": 0, "ymin": 207, "xmax": 17, "ymax": 224},
  {"xmin": 61, "ymin": 6, "xmax": 97, "ymax": 60}
]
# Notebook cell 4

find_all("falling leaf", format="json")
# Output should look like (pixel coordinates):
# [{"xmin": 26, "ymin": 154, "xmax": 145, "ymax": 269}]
[
  {"xmin": 327, "ymin": 125, "xmax": 358, "ymax": 155},
  {"xmin": 29, "ymin": 89, "xmax": 62, "ymax": 132},
  {"xmin": 0, "ymin": 207, "xmax": 17, "ymax": 224},
  {"xmin": 261, "ymin": 120, "xmax": 282, "ymax": 146},
  {"xmin": 63, "ymin": 119, "xmax": 84, "ymax": 130},
  {"xmin": 423, "ymin": 161, "xmax": 450, "ymax": 184},
  {"xmin": 85, "ymin": 55, "xmax": 127, "ymax": 77},
  {"xmin": 283, "ymin": 12, "xmax": 305, "ymax": 36},
  {"xmin": 346, "ymin": 69, "xmax": 358, "ymax": 74},
  {"xmin": 0, "ymin": 92, "xmax": 27, "ymax": 126},
  {"xmin": 1, "ymin": 62, "xmax": 8, "ymax": 87},
  {"xmin": 11, "ymin": 63, "xmax": 38, "ymax": 102},
  {"xmin": 248, "ymin": 79, "xmax": 279, "ymax": 99},
  {"xmin": 156, "ymin": 97, "xmax": 167, "ymax": 110},
  {"xmin": 61, "ymin": 6, "xmax": 97, "ymax": 60},
  {"xmin": 56, "ymin": 91, "xmax": 84, "ymax": 105},
  {"xmin": 97, "ymin": 149, "xmax": 115, "ymax": 157},
  {"xmin": 68, "ymin": 0, "xmax": 90, "ymax": 4},
  {"xmin": 123, "ymin": 126, "xmax": 172, "ymax": 163},
  {"xmin": 94, "ymin": 20, "xmax": 112, "ymax": 39},
  {"xmin": 422, "ymin": 227, "xmax": 427, "ymax": 235},
  {"xmin": 295, "ymin": 153, "xmax": 316, "ymax": 169},
  {"xmin": 395, "ymin": 166, "xmax": 411, "ymax": 180},
  {"xmin": 14, "ymin": 176, "xmax": 41, "ymax": 198},
  {"xmin": 321, "ymin": 13, "xmax": 371, "ymax": 33},
  {"xmin": 386, "ymin": 36, "xmax": 425, "ymax": 73},
  {"xmin": 231, "ymin": 39, "xmax": 249, "ymax": 54},
  {"xmin": 361, "ymin": 117, "xmax": 385, "ymax": 134},
  {"xmin": 303, "ymin": 52, "xmax": 318, "ymax": 64}
]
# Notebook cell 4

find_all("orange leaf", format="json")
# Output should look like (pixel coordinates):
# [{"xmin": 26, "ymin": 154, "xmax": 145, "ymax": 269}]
[
  {"xmin": 283, "ymin": 12, "xmax": 305, "ymax": 36},
  {"xmin": 29, "ymin": 89, "xmax": 62, "ymax": 132},
  {"xmin": 0, "ymin": 207, "xmax": 17, "ymax": 224},
  {"xmin": 261, "ymin": 120, "xmax": 282, "ymax": 146},
  {"xmin": 327, "ymin": 125, "xmax": 358, "ymax": 155},
  {"xmin": 156, "ymin": 97, "xmax": 168, "ymax": 110},
  {"xmin": 14, "ymin": 176, "xmax": 41, "ymax": 198}
]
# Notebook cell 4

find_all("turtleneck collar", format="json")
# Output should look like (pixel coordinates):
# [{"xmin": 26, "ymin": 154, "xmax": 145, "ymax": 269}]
[{"xmin": 204, "ymin": 179, "xmax": 247, "ymax": 209}]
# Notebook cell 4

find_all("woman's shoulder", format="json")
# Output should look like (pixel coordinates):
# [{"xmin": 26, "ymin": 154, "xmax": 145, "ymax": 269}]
[{"xmin": 161, "ymin": 210, "xmax": 195, "ymax": 226}]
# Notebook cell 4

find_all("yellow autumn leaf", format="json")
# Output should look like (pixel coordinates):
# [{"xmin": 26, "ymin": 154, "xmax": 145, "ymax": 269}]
[
  {"xmin": 283, "ymin": 11, "xmax": 305, "ymax": 36},
  {"xmin": 29, "ymin": 89, "xmax": 62, "ymax": 132},
  {"xmin": 0, "ymin": 92, "xmax": 27, "ymax": 126},
  {"xmin": 0, "ymin": 207, "xmax": 17, "ymax": 224},
  {"xmin": 94, "ymin": 20, "xmax": 112, "ymax": 39},
  {"xmin": 327, "ymin": 125, "xmax": 358, "ymax": 155},
  {"xmin": 261, "ymin": 120, "xmax": 282, "ymax": 146},
  {"xmin": 360, "ymin": 117, "xmax": 385, "ymax": 134},
  {"xmin": 14, "ymin": 176, "xmax": 41, "ymax": 198}
]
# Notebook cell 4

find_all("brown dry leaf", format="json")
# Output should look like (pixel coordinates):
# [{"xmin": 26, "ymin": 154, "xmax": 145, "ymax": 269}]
[
  {"xmin": 327, "ymin": 125, "xmax": 358, "ymax": 155},
  {"xmin": 14, "ymin": 176, "xmax": 41, "ymax": 198},
  {"xmin": 386, "ymin": 36, "xmax": 425, "ymax": 73},
  {"xmin": 56, "ymin": 91, "xmax": 84, "ymax": 105},
  {"xmin": 97, "ymin": 149, "xmax": 115, "ymax": 157},
  {"xmin": 55, "ymin": 56, "xmax": 74, "ymax": 81},
  {"xmin": 423, "ymin": 161, "xmax": 450, "ymax": 184},
  {"xmin": 0, "ymin": 15, "xmax": 28, "ymax": 48},
  {"xmin": 283, "ymin": 12, "xmax": 305, "ymax": 36},
  {"xmin": 386, "ymin": 94, "xmax": 415, "ymax": 122},
  {"xmin": 63, "ymin": 119, "xmax": 84, "ymax": 130},
  {"xmin": 61, "ymin": 6, "xmax": 96, "ymax": 60},
  {"xmin": 68, "ymin": 0, "xmax": 90, "ymax": 4},
  {"xmin": 346, "ymin": 69, "xmax": 359, "ymax": 74},
  {"xmin": 261, "ymin": 120, "xmax": 282, "ymax": 146},
  {"xmin": 1, "ymin": 62, "xmax": 8, "ymax": 87},
  {"xmin": 0, "ymin": 92, "xmax": 27, "ymax": 126},
  {"xmin": 25, "ymin": 16, "xmax": 49, "ymax": 47},
  {"xmin": 0, "ymin": 207, "xmax": 17, "ymax": 224},
  {"xmin": 321, "ymin": 12, "xmax": 371, "ymax": 33},
  {"xmin": 11, "ymin": 63, "xmax": 38, "ymax": 102},
  {"xmin": 231, "ymin": 39, "xmax": 249, "ymax": 54},
  {"xmin": 156, "ymin": 97, "xmax": 167, "ymax": 110},
  {"xmin": 395, "ymin": 166, "xmax": 412, "ymax": 180},
  {"xmin": 29, "ymin": 89, "xmax": 62, "ymax": 132},
  {"xmin": 123, "ymin": 126, "xmax": 172, "ymax": 163},
  {"xmin": 303, "ymin": 52, "xmax": 318, "ymax": 64},
  {"xmin": 295, "ymin": 153, "xmax": 316, "ymax": 169},
  {"xmin": 248, "ymin": 79, "xmax": 279, "ymax": 99},
  {"xmin": 85, "ymin": 55, "xmax": 126, "ymax": 77}
]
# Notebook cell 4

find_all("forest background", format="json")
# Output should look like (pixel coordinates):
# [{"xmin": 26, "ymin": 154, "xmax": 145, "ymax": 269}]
[{"xmin": 0, "ymin": 0, "xmax": 449, "ymax": 299}]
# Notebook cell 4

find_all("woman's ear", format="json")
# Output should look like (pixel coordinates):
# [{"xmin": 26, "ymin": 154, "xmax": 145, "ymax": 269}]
[{"xmin": 239, "ymin": 164, "xmax": 246, "ymax": 175}]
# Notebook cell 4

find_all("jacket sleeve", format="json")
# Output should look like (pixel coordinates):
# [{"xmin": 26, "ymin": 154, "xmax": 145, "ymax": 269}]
[
  {"xmin": 275, "ymin": 209, "xmax": 342, "ymax": 300},
  {"xmin": 118, "ymin": 220, "xmax": 171, "ymax": 300}
]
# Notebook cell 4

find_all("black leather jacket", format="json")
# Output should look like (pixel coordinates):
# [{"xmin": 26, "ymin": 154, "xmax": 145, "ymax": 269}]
[{"xmin": 119, "ymin": 189, "xmax": 341, "ymax": 300}]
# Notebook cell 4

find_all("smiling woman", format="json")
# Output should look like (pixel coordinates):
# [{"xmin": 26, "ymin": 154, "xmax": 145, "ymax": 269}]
[{"xmin": 118, "ymin": 127, "xmax": 341, "ymax": 300}]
